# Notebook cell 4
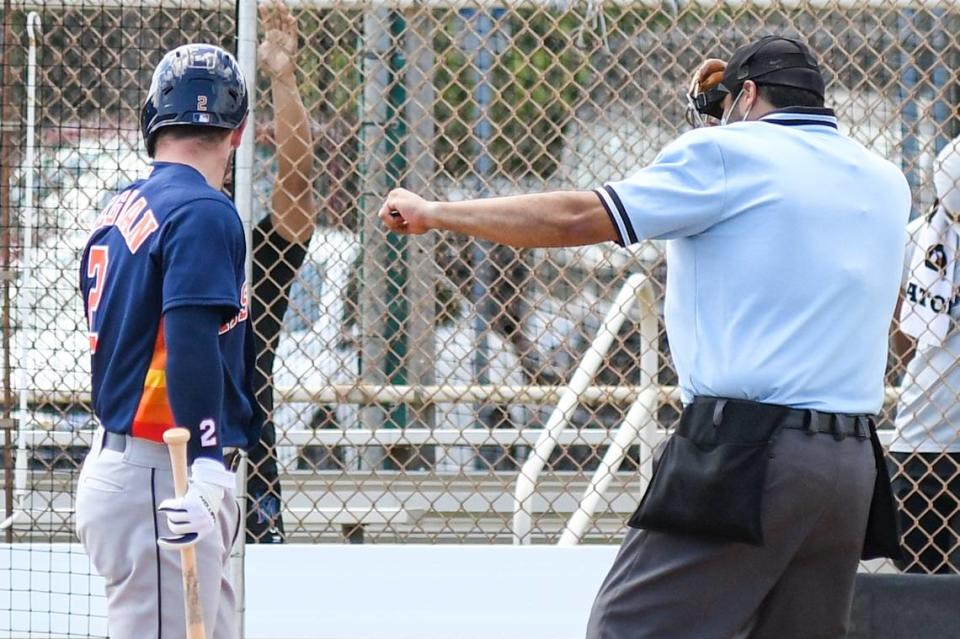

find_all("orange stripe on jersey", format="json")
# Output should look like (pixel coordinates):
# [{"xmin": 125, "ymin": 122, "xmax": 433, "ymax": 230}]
[{"xmin": 131, "ymin": 322, "xmax": 175, "ymax": 443}]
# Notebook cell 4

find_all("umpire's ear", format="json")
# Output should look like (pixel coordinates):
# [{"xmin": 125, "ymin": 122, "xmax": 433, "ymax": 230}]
[{"xmin": 230, "ymin": 117, "xmax": 248, "ymax": 149}]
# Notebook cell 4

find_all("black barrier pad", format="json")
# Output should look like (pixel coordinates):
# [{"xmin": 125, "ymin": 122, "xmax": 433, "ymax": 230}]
[{"xmin": 849, "ymin": 574, "xmax": 960, "ymax": 638}]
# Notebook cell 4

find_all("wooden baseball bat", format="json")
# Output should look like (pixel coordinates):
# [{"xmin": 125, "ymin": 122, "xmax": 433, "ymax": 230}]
[{"xmin": 164, "ymin": 427, "xmax": 207, "ymax": 639}]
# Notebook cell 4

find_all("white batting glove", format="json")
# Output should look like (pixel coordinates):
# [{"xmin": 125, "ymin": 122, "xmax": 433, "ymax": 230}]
[{"xmin": 157, "ymin": 458, "xmax": 235, "ymax": 549}]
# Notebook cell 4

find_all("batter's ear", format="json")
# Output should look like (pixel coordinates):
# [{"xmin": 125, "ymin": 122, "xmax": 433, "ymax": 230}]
[{"xmin": 230, "ymin": 117, "xmax": 248, "ymax": 149}]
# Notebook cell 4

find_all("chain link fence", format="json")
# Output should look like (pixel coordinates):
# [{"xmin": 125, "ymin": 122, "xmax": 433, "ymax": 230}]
[{"xmin": 0, "ymin": 0, "xmax": 958, "ymax": 629}]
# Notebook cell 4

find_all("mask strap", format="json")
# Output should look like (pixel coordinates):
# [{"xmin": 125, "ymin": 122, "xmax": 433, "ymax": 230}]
[
  {"xmin": 686, "ymin": 92, "xmax": 707, "ymax": 128},
  {"xmin": 720, "ymin": 87, "xmax": 754, "ymax": 126}
]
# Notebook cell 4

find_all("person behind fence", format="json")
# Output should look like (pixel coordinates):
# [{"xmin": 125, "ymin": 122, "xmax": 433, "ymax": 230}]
[
  {"xmin": 76, "ymin": 44, "xmax": 257, "ymax": 638},
  {"xmin": 892, "ymin": 134, "xmax": 960, "ymax": 574},
  {"xmin": 377, "ymin": 35, "xmax": 908, "ymax": 638},
  {"xmin": 245, "ymin": 0, "xmax": 318, "ymax": 545}
]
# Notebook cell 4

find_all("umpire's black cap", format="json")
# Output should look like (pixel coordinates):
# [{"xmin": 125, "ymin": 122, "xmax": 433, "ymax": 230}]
[{"xmin": 722, "ymin": 35, "xmax": 825, "ymax": 100}]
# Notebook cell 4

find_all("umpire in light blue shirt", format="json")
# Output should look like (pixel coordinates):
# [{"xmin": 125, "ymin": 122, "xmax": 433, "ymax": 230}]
[{"xmin": 378, "ymin": 35, "xmax": 909, "ymax": 638}]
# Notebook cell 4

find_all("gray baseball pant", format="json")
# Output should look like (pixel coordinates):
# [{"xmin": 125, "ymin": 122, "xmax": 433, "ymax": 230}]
[
  {"xmin": 76, "ymin": 428, "xmax": 240, "ymax": 639},
  {"xmin": 586, "ymin": 428, "xmax": 876, "ymax": 639}
]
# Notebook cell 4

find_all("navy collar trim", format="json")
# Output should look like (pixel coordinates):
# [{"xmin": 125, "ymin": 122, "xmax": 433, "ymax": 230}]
[{"xmin": 760, "ymin": 107, "xmax": 838, "ymax": 129}]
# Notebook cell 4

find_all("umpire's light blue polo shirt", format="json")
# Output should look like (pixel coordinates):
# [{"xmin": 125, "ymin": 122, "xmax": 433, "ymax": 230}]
[{"xmin": 595, "ymin": 107, "xmax": 910, "ymax": 414}]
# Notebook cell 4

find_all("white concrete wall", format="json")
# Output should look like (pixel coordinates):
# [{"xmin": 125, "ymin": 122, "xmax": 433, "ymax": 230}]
[{"xmin": 0, "ymin": 544, "xmax": 618, "ymax": 639}]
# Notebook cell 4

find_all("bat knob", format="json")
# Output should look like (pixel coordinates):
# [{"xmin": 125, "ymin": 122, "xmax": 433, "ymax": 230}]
[{"xmin": 163, "ymin": 428, "xmax": 191, "ymax": 445}]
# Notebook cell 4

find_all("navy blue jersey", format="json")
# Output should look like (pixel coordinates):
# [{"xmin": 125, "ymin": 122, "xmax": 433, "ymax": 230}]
[{"xmin": 79, "ymin": 162, "xmax": 262, "ymax": 449}]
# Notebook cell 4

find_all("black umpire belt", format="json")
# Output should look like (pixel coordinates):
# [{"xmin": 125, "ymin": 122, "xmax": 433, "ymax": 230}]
[
  {"xmin": 780, "ymin": 407, "xmax": 870, "ymax": 440},
  {"xmin": 627, "ymin": 396, "xmax": 903, "ymax": 560}
]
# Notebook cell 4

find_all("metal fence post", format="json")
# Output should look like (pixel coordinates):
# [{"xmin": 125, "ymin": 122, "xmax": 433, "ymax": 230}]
[
  {"xmin": 403, "ymin": 7, "xmax": 438, "ymax": 451},
  {"xmin": 359, "ymin": 7, "xmax": 395, "ymax": 468},
  {"xmin": 234, "ymin": 0, "xmax": 257, "ymax": 630}
]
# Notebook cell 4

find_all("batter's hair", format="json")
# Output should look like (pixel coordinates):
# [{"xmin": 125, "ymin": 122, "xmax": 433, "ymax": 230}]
[
  {"xmin": 757, "ymin": 84, "xmax": 825, "ymax": 109},
  {"xmin": 148, "ymin": 125, "xmax": 232, "ymax": 158}
]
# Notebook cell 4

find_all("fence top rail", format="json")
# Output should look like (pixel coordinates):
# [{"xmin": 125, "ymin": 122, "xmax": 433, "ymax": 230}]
[
  {"xmin": 23, "ymin": 384, "xmax": 901, "ymax": 407},
  {"xmin": 22, "ymin": 384, "xmax": 905, "ymax": 407},
  {"xmin": 16, "ymin": 427, "xmax": 665, "ymax": 447},
  {"xmin": 10, "ymin": 0, "xmax": 960, "ymax": 10}
]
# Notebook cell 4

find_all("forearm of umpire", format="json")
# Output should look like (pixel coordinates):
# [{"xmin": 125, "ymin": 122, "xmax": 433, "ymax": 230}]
[
  {"xmin": 378, "ymin": 188, "xmax": 619, "ymax": 248},
  {"xmin": 164, "ymin": 305, "xmax": 226, "ymax": 463}
]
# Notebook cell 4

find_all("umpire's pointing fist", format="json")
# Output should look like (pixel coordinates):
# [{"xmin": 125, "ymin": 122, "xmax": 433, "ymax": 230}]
[
  {"xmin": 377, "ymin": 188, "xmax": 616, "ymax": 248},
  {"xmin": 378, "ymin": 188, "xmax": 434, "ymax": 235}
]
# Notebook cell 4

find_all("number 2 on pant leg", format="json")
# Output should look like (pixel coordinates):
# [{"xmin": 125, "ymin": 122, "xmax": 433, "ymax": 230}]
[{"xmin": 199, "ymin": 419, "xmax": 217, "ymax": 448}]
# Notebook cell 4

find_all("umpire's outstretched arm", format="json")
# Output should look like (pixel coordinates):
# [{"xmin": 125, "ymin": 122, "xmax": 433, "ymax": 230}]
[{"xmin": 378, "ymin": 188, "xmax": 618, "ymax": 248}]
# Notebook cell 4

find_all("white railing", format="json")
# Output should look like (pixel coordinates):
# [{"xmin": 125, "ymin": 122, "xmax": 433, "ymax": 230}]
[
  {"xmin": 559, "ymin": 387, "xmax": 659, "ymax": 546},
  {"xmin": 511, "ymin": 273, "xmax": 656, "ymax": 545},
  {"xmin": 5, "ymin": 11, "xmax": 43, "ymax": 534}
]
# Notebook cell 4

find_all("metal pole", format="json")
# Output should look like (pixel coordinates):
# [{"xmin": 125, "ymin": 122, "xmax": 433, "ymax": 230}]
[
  {"xmin": 234, "ymin": 0, "xmax": 257, "ymax": 631},
  {"xmin": 0, "ymin": 0, "xmax": 16, "ymax": 543},
  {"xmin": 930, "ymin": 8, "xmax": 950, "ymax": 156},
  {"xmin": 382, "ymin": 10, "xmax": 409, "ymax": 449},
  {"xmin": 897, "ymin": 8, "xmax": 920, "ymax": 215},
  {"xmin": 236, "ymin": 0, "xmax": 257, "ymax": 287},
  {"xmin": 461, "ymin": 8, "xmax": 506, "ymax": 467},
  {"xmin": 462, "ymin": 7, "xmax": 493, "ymax": 388},
  {"xmin": 16, "ymin": 382, "xmax": 908, "ymax": 409},
  {"xmin": 402, "ymin": 6, "xmax": 437, "ymax": 464},
  {"xmin": 4, "ymin": 11, "xmax": 40, "ymax": 533},
  {"xmin": 358, "ymin": 7, "xmax": 394, "ymax": 468}
]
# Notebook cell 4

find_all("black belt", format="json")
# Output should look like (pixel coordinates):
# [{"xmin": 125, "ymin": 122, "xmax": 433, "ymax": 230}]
[
  {"xmin": 693, "ymin": 397, "xmax": 872, "ymax": 442},
  {"xmin": 102, "ymin": 431, "xmax": 242, "ymax": 468},
  {"xmin": 780, "ymin": 409, "xmax": 871, "ymax": 441},
  {"xmin": 102, "ymin": 431, "xmax": 127, "ymax": 452}
]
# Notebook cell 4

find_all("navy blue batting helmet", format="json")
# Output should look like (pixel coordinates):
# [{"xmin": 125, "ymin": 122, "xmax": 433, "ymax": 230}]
[{"xmin": 140, "ymin": 44, "xmax": 248, "ymax": 155}]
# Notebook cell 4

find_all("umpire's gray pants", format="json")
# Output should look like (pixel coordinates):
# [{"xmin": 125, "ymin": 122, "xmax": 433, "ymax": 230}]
[
  {"xmin": 76, "ymin": 428, "xmax": 240, "ymax": 639},
  {"xmin": 586, "ymin": 428, "xmax": 876, "ymax": 639}
]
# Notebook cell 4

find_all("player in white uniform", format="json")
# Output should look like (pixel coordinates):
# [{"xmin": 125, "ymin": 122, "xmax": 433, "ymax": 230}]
[{"xmin": 893, "ymin": 134, "xmax": 960, "ymax": 574}]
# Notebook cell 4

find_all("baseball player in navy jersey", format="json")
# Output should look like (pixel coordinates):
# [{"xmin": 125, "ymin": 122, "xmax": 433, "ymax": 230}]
[
  {"xmin": 380, "ymin": 36, "xmax": 908, "ymax": 638},
  {"xmin": 76, "ymin": 44, "xmax": 259, "ymax": 638}
]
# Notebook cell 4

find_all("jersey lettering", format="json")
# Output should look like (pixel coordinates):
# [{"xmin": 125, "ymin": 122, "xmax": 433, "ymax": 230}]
[
  {"xmin": 94, "ymin": 189, "xmax": 160, "ymax": 254},
  {"xmin": 86, "ymin": 246, "xmax": 109, "ymax": 352},
  {"xmin": 199, "ymin": 419, "xmax": 218, "ymax": 447},
  {"xmin": 94, "ymin": 190, "xmax": 132, "ymax": 228},
  {"xmin": 124, "ymin": 210, "xmax": 160, "ymax": 253},
  {"xmin": 115, "ymin": 195, "xmax": 147, "ymax": 234},
  {"xmin": 219, "ymin": 282, "xmax": 249, "ymax": 335}
]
